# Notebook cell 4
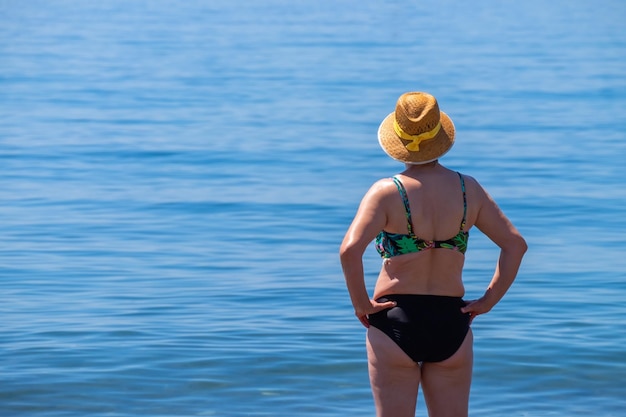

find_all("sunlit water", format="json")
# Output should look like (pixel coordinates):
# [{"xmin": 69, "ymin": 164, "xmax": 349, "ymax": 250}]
[{"xmin": 1, "ymin": 0, "xmax": 625, "ymax": 415}]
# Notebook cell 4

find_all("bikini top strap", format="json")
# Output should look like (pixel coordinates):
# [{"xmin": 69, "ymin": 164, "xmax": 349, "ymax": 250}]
[
  {"xmin": 457, "ymin": 172, "xmax": 467, "ymax": 231},
  {"xmin": 391, "ymin": 176, "xmax": 414, "ymax": 236}
]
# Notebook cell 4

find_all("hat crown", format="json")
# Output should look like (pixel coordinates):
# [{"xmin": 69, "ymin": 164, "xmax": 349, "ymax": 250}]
[{"xmin": 395, "ymin": 92, "xmax": 441, "ymax": 136}]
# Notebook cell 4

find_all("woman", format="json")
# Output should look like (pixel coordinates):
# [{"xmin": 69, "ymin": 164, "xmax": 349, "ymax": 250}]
[{"xmin": 339, "ymin": 92, "xmax": 527, "ymax": 417}]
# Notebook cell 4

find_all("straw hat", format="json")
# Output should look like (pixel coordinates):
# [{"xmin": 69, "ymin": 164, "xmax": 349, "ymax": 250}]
[{"xmin": 378, "ymin": 92, "xmax": 455, "ymax": 164}]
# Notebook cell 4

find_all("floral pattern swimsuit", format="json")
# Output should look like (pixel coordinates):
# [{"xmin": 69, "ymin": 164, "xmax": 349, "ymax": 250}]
[{"xmin": 375, "ymin": 172, "xmax": 469, "ymax": 258}]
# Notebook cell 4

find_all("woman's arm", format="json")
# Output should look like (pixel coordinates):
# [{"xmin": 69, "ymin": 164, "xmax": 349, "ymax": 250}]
[
  {"xmin": 461, "ymin": 181, "xmax": 527, "ymax": 321},
  {"xmin": 340, "ymin": 180, "xmax": 397, "ymax": 327}
]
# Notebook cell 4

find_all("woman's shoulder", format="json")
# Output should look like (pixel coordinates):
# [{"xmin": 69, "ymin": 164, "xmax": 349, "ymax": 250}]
[
  {"xmin": 462, "ymin": 174, "xmax": 493, "ymax": 211},
  {"xmin": 370, "ymin": 176, "xmax": 399, "ymax": 192},
  {"xmin": 360, "ymin": 177, "xmax": 402, "ymax": 205},
  {"xmin": 455, "ymin": 171, "xmax": 491, "ymax": 205},
  {"xmin": 457, "ymin": 171, "xmax": 479, "ymax": 187}
]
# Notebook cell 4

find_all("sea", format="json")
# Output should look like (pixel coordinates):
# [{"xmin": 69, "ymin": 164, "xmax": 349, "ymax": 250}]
[{"xmin": 1, "ymin": 0, "xmax": 625, "ymax": 415}]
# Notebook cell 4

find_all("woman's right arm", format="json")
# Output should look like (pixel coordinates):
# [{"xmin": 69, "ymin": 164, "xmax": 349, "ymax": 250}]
[
  {"xmin": 340, "ymin": 180, "xmax": 397, "ymax": 327},
  {"xmin": 461, "ymin": 181, "xmax": 528, "ymax": 321}
]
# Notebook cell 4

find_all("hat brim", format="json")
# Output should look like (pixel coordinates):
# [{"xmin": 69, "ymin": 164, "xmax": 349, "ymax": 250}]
[{"xmin": 377, "ymin": 111, "xmax": 455, "ymax": 165}]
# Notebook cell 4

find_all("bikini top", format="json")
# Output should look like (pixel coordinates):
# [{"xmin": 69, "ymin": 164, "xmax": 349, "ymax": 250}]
[{"xmin": 375, "ymin": 172, "xmax": 469, "ymax": 259}]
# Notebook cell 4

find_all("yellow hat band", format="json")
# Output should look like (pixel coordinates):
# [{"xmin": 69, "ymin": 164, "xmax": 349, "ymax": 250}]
[{"xmin": 393, "ymin": 119, "xmax": 441, "ymax": 151}]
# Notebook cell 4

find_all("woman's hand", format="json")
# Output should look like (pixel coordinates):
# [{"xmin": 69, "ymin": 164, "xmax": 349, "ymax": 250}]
[
  {"xmin": 461, "ymin": 297, "xmax": 493, "ymax": 324},
  {"xmin": 355, "ymin": 299, "xmax": 397, "ymax": 328}
]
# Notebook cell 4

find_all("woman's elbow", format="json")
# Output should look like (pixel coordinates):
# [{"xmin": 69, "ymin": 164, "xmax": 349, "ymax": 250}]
[
  {"xmin": 510, "ymin": 234, "xmax": 528, "ymax": 256},
  {"xmin": 339, "ymin": 241, "xmax": 363, "ymax": 263}
]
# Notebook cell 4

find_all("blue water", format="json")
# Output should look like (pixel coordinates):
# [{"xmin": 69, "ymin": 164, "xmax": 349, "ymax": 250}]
[{"xmin": 1, "ymin": 0, "xmax": 625, "ymax": 415}]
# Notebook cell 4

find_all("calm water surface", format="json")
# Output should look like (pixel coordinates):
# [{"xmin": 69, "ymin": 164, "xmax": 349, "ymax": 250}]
[{"xmin": 1, "ymin": 0, "xmax": 626, "ymax": 415}]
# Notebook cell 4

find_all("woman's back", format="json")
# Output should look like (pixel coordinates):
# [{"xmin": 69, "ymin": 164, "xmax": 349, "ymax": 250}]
[{"xmin": 373, "ymin": 163, "xmax": 476, "ymax": 298}]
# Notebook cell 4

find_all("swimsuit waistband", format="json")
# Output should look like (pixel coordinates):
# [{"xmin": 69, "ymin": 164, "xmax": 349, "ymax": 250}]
[{"xmin": 375, "ymin": 294, "xmax": 465, "ymax": 306}]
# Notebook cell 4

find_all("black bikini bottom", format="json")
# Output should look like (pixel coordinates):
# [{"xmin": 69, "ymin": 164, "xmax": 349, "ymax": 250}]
[{"xmin": 368, "ymin": 294, "xmax": 470, "ymax": 363}]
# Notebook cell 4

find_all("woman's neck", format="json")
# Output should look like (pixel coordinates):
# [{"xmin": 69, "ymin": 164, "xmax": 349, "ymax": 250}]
[{"xmin": 404, "ymin": 160, "xmax": 439, "ymax": 171}]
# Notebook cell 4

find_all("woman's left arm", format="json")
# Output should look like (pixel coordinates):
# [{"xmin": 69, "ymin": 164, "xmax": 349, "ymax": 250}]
[{"xmin": 461, "ymin": 180, "xmax": 527, "ymax": 320}]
